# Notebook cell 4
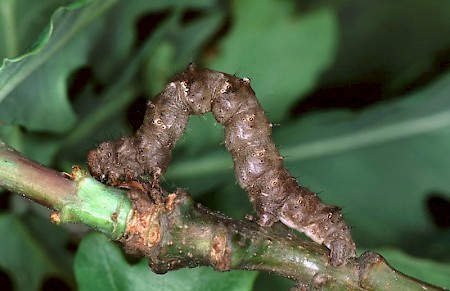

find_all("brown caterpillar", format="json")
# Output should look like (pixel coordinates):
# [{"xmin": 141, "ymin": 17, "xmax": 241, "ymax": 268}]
[{"xmin": 87, "ymin": 64, "xmax": 356, "ymax": 266}]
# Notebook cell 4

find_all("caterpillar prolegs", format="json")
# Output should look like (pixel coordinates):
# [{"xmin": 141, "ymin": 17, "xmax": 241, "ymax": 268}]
[{"xmin": 87, "ymin": 64, "xmax": 356, "ymax": 266}]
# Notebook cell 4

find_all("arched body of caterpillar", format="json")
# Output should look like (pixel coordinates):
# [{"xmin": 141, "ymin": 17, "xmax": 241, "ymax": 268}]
[{"xmin": 87, "ymin": 64, "xmax": 356, "ymax": 266}]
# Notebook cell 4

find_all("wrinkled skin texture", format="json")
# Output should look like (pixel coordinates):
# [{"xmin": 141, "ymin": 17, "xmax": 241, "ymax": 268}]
[{"xmin": 87, "ymin": 64, "xmax": 356, "ymax": 266}]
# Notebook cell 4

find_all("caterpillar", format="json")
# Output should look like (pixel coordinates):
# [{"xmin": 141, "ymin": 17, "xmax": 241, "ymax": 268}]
[{"xmin": 87, "ymin": 64, "xmax": 356, "ymax": 266}]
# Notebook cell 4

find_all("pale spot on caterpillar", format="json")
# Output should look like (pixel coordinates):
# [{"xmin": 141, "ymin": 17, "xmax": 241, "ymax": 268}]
[
  {"xmin": 153, "ymin": 118, "xmax": 166, "ymax": 129},
  {"xmin": 180, "ymin": 81, "xmax": 189, "ymax": 96},
  {"xmin": 241, "ymin": 77, "xmax": 251, "ymax": 84},
  {"xmin": 220, "ymin": 81, "xmax": 231, "ymax": 94},
  {"xmin": 87, "ymin": 64, "xmax": 356, "ymax": 266}
]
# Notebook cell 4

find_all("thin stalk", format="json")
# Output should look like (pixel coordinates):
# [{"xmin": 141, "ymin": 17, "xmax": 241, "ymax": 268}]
[
  {"xmin": 0, "ymin": 140, "xmax": 444, "ymax": 290},
  {"xmin": 0, "ymin": 140, "xmax": 131, "ymax": 239},
  {"xmin": 0, "ymin": 140, "xmax": 75, "ymax": 210}
]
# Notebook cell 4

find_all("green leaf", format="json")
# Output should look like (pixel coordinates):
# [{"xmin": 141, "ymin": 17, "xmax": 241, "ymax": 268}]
[
  {"xmin": 376, "ymin": 248, "xmax": 450, "ymax": 289},
  {"xmin": 0, "ymin": 0, "xmax": 117, "ymax": 133},
  {"xmin": 208, "ymin": 0, "xmax": 337, "ymax": 121},
  {"xmin": 75, "ymin": 233, "xmax": 258, "ymax": 291},
  {"xmin": 87, "ymin": 0, "xmax": 221, "ymax": 83},
  {"xmin": 315, "ymin": 0, "xmax": 450, "ymax": 92},
  {"xmin": 0, "ymin": 212, "xmax": 73, "ymax": 291},
  {"xmin": 0, "ymin": 0, "xmax": 65, "ymax": 60},
  {"xmin": 0, "ymin": 124, "xmax": 62, "ymax": 164},
  {"xmin": 277, "ymin": 71, "xmax": 450, "ymax": 247},
  {"xmin": 173, "ymin": 114, "xmax": 225, "ymax": 158}
]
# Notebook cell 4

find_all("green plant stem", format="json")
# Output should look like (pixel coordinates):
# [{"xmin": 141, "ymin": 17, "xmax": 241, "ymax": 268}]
[
  {"xmin": 0, "ymin": 140, "xmax": 131, "ymax": 239},
  {"xmin": 0, "ymin": 140, "xmax": 74, "ymax": 210},
  {"xmin": 122, "ymin": 189, "xmax": 442, "ymax": 290},
  {"xmin": 0, "ymin": 140, "xmax": 443, "ymax": 290}
]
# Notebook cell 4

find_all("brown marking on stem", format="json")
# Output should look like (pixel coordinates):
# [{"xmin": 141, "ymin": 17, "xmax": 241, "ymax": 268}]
[
  {"xmin": 210, "ymin": 227, "xmax": 231, "ymax": 271},
  {"xmin": 165, "ymin": 193, "xmax": 177, "ymax": 212},
  {"xmin": 50, "ymin": 212, "xmax": 61, "ymax": 224},
  {"xmin": 312, "ymin": 273, "xmax": 331, "ymax": 288},
  {"xmin": 121, "ymin": 189, "xmax": 164, "ymax": 256}
]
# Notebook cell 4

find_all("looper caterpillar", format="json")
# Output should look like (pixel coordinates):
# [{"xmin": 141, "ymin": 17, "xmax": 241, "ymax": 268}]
[{"xmin": 87, "ymin": 64, "xmax": 356, "ymax": 266}]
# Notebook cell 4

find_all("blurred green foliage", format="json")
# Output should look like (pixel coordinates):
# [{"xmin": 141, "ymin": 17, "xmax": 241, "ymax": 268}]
[{"xmin": 1, "ymin": 0, "xmax": 450, "ymax": 290}]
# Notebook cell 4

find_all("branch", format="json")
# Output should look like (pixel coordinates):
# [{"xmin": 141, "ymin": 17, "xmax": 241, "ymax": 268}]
[{"xmin": 0, "ymin": 140, "xmax": 442, "ymax": 290}]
